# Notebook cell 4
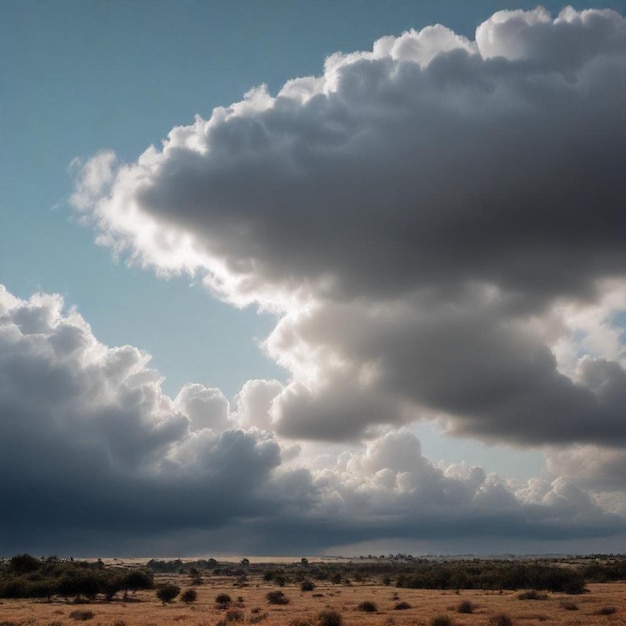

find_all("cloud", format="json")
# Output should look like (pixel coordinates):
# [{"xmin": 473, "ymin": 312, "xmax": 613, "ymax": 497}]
[
  {"xmin": 0, "ymin": 286, "xmax": 282, "ymax": 552},
  {"xmin": 71, "ymin": 8, "xmax": 626, "ymax": 447},
  {"xmin": 546, "ymin": 445, "xmax": 626, "ymax": 492},
  {"xmin": 2, "ymin": 284, "xmax": 624, "ymax": 555}
]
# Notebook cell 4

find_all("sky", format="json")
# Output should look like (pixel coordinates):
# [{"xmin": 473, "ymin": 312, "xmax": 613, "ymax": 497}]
[{"xmin": 1, "ymin": 0, "xmax": 626, "ymax": 558}]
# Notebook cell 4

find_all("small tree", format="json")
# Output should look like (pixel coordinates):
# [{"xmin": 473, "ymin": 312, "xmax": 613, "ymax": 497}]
[
  {"xmin": 216, "ymin": 592, "xmax": 232, "ymax": 608},
  {"xmin": 156, "ymin": 583, "xmax": 180, "ymax": 604},
  {"xmin": 181, "ymin": 588, "xmax": 197, "ymax": 604}
]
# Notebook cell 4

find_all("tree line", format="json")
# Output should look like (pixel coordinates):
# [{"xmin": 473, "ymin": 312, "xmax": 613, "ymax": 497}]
[{"xmin": 0, "ymin": 554, "xmax": 153, "ymax": 600}]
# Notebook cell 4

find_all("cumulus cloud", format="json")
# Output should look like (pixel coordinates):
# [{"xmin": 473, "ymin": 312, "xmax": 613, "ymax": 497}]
[
  {"xmin": 0, "ymin": 286, "xmax": 282, "ymax": 553},
  {"xmin": 71, "ymin": 8, "xmax": 626, "ymax": 447},
  {"xmin": 2, "ymin": 285, "xmax": 624, "ymax": 555}
]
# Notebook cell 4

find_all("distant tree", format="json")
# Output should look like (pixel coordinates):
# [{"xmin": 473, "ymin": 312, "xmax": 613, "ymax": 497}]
[
  {"xmin": 156, "ymin": 583, "xmax": 180, "ymax": 604},
  {"xmin": 9, "ymin": 554, "xmax": 41, "ymax": 574},
  {"xmin": 181, "ymin": 588, "xmax": 197, "ymax": 604},
  {"xmin": 216, "ymin": 592, "xmax": 232, "ymax": 608}
]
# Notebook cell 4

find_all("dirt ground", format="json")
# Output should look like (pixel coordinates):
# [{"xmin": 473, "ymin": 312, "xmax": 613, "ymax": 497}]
[{"xmin": 1, "ymin": 575, "xmax": 625, "ymax": 626}]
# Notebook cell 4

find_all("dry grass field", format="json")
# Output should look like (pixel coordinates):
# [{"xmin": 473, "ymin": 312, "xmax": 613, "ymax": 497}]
[{"xmin": 1, "ymin": 573, "xmax": 625, "ymax": 626}]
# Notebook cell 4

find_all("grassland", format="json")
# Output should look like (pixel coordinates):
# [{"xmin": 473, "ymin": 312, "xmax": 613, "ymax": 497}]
[{"xmin": 1, "ymin": 557, "xmax": 625, "ymax": 626}]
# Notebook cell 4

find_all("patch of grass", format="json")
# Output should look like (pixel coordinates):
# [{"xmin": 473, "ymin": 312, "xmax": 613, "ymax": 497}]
[
  {"xmin": 457, "ymin": 599, "xmax": 474, "ymax": 613},
  {"xmin": 357, "ymin": 600, "xmax": 377, "ymax": 612},
  {"xmin": 394, "ymin": 601, "xmax": 411, "ymax": 610},
  {"xmin": 317, "ymin": 609, "xmax": 343, "ymax": 626},
  {"xmin": 488, "ymin": 614, "xmax": 513, "ymax": 626},
  {"xmin": 266, "ymin": 590, "xmax": 289, "ymax": 604},
  {"xmin": 559, "ymin": 599, "xmax": 578, "ymax": 610},
  {"xmin": 290, "ymin": 619, "xmax": 313, "ymax": 626},
  {"xmin": 517, "ymin": 589, "xmax": 548, "ymax": 600},
  {"xmin": 249, "ymin": 613, "xmax": 268, "ymax": 624},
  {"xmin": 68, "ymin": 610, "xmax": 94, "ymax": 621},
  {"xmin": 225, "ymin": 608, "xmax": 245, "ymax": 621},
  {"xmin": 596, "ymin": 606, "xmax": 617, "ymax": 615},
  {"xmin": 430, "ymin": 616, "xmax": 453, "ymax": 626}
]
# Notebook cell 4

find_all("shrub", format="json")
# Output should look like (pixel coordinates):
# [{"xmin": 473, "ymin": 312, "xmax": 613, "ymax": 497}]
[
  {"xmin": 457, "ymin": 600, "xmax": 474, "ymax": 613},
  {"xmin": 488, "ymin": 615, "xmax": 513, "ymax": 626},
  {"xmin": 394, "ymin": 601, "xmax": 411, "ymax": 610},
  {"xmin": 596, "ymin": 606, "xmax": 617, "ymax": 615},
  {"xmin": 216, "ymin": 592, "xmax": 233, "ymax": 608},
  {"xmin": 68, "ymin": 611, "xmax": 94, "ymax": 621},
  {"xmin": 266, "ymin": 590, "xmax": 289, "ymax": 604},
  {"xmin": 430, "ymin": 617, "xmax": 453, "ymax": 626},
  {"xmin": 225, "ymin": 608, "xmax": 245, "ymax": 622},
  {"xmin": 517, "ymin": 589, "xmax": 547, "ymax": 600},
  {"xmin": 317, "ymin": 609, "xmax": 343, "ymax": 626},
  {"xmin": 181, "ymin": 588, "xmax": 197, "ymax": 603},
  {"xmin": 559, "ymin": 600, "xmax": 578, "ymax": 610},
  {"xmin": 357, "ymin": 601, "xmax": 377, "ymax": 612},
  {"xmin": 301, "ymin": 579, "xmax": 315, "ymax": 591},
  {"xmin": 249, "ymin": 614, "xmax": 268, "ymax": 624},
  {"xmin": 156, "ymin": 583, "xmax": 180, "ymax": 604}
]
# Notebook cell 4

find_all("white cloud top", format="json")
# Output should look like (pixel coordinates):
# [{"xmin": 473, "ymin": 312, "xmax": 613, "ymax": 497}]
[{"xmin": 71, "ymin": 8, "xmax": 626, "ymax": 448}]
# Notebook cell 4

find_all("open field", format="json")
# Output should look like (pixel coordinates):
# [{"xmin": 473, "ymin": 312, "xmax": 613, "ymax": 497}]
[{"xmin": 1, "ymin": 573, "xmax": 625, "ymax": 626}]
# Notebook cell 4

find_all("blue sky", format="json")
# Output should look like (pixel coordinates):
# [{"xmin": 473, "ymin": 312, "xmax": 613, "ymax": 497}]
[{"xmin": 1, "ymin": 1, "xmax": 626, "ymax": 556}]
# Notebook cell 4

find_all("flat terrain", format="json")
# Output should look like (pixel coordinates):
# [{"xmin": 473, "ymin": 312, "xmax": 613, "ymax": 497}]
[{"xmin": 1, "ymin": 574, "xmax": 625, "ymax": 626}]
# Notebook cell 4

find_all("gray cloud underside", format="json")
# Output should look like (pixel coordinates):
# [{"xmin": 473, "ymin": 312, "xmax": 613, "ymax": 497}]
[
  {"xmin": 73, "ymin": 8, "xmax": 626, "ymax": 446},
  {"xmin": 1, "ymin": 285, "xmax": 624, "ymax": 555}
]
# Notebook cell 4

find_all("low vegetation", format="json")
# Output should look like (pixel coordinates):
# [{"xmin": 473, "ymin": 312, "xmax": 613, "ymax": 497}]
[
  {"xmin": 0, "ymin": 553, "xmax": 624, "ymax": 626},
  {"xmin": 0, "ymin": 555, "xmax": 153, "ymax": 601},
  {"xmin": 356, "ymin": 600, "xmax": 376, "ymax": 612}
]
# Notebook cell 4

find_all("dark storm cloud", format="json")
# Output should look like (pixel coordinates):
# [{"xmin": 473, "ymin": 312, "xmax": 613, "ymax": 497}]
[
  {"xmin": 2, "ymin": 286, "xmax": 624, "ymax": 555},
  {"xmin": 76, "ymin": 8, "xmax": 626, "ymax": 306},
  {"xmin": 72, "ymin": 9, "xmax": 626, "ymax": 445}
]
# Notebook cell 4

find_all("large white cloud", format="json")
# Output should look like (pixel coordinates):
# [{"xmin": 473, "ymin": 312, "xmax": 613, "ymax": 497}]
[
  {"xmin": 1, "ymin": 285, "xmax": 624, "ymax": 555},
  {"xmin": 71, "ymin": 9, "xmax": 626, "ymax": 447}
]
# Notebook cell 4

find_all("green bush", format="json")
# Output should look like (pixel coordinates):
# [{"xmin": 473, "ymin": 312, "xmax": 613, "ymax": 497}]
[
  {"xmin": 156, "ymin": 583, "xmax": 180, "ymax": 604},
  {"xmin": 9, "ymin": 554, "xmax": 41, "ymax": 574}
]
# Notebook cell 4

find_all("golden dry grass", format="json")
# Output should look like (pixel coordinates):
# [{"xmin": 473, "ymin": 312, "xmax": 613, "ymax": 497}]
[{"xmin": 1, "ymin": 575, "xmax": 625, "ymax": 626}]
